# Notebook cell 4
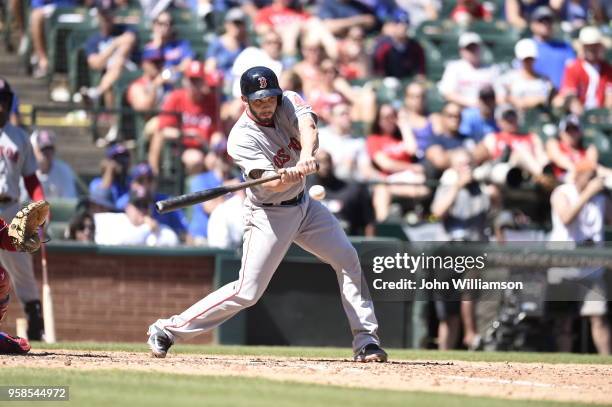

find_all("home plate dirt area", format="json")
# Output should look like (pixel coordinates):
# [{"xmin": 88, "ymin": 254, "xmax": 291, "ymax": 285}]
[{"xmin": 2, "ymin": 350, "xmax": 611, "ymax": 404}]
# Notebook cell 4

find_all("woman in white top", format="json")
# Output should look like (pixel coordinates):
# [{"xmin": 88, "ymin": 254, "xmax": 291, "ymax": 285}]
[
  {"xmin": 549, "ymin": 159, "xmax": 611, "ymax": 355},
  {"xmin": 497, "ymin": 38, "xmax": 554, "ymax": 112}
]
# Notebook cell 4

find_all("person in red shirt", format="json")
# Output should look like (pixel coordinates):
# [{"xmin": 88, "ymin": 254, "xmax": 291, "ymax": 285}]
[
  {"xmin": 149, "ymin": 60, "xmax": 223, "ymax": 175},
  {"xmin": 546, "ymin": 114, "xmax": 596, "ymax": 180},
  {"xmin": 477, "ymin": 105, "xmax": 549, "ymax": 180},
  {"xmin": 255, "ymin": 0, "xmax": 311, "ymax": 55},
  {"xmin": 451, "ymin": 0, "xmax": 492, "ymax": 24},
  {"xmin": 554, "ymin": 26, "xmax": 612, "ymax": 115},
  {"xmin": 366, "ymin": 103, "xmax": 429, "ymax": 221}
]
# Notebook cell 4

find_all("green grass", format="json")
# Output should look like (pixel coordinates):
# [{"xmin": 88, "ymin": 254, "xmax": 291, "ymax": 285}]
[
  {"xmin": 34, "ymin": 342, "xmax": 612, "ymax": 365},
  {"xmin": 0, "ymin": 368, "xmax": 595, "ymax": 407}
]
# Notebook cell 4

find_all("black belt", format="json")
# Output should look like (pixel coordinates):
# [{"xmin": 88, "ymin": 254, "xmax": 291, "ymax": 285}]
[{"xmin": 262, "ymin": 191, "xmax": 304, "ymax": 207}]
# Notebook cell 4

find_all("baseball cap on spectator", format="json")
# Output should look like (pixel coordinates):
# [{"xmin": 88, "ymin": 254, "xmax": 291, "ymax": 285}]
[
  {"xmin": 386, "ymin": 8, "xmax": 410, "ymax": 24},
  {"xmin": 225, "ymin": 8, "xmax": 246, "ymax": 23},
  {"xmin": 31, "ymin": 129, "xmax": 56, "ymax": 150},
  {"xmin": 130, "ymin": 162, "xmax": 154, "ymax": 182},
  {"xmin": 531, "ymin": 6, "xmax": 554, "ymax": 21},
  {"xmin": 559, "ymin": 114, "xmax": 581, "ymax": 132},
  {"xmin": 185, "ymin": 60, "xmax": 221, "ymax": 87},
  {"xmin": 495, "ymin": 104, "xmax": 518, "ymax": 122},
  {"xmin": 106, "ymin": 143, "xmax": 129, "ymax": 159},
  {"xmin": 95, "ymin": 0, "xmax": 116, "ymax": 16},
  {"xmin": 515, "ymin": 38, "xmax": 538, "ymax": 60},
  {"xmin": 458, "ymin": 32, "xmax": 482, "ymax": 48},
  {"xmin": 579, "ymin": 26, "xmax": 602, "ymax": 45}
]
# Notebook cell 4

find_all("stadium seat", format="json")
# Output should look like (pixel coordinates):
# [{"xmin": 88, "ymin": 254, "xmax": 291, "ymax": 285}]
[
  {"xmin": 48, "ymin": 198, "xmax": 79, "ymax": 223},
  {"xmin": 582, "ymin": 109, "xmax": 612, "ymax": 137}
]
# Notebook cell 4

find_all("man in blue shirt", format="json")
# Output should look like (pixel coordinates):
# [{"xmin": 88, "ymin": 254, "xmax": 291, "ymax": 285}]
[
  {"xmin": 529, "ymin": 6, "xmax": 576, "ymax": 89},
  {"xmin": 82, "ymin": 4, "xmax": 137, "ymax": 106},
  {"xmin": 459, "ymin": 86, "xmax": 499, "ymax": 143},
  {"xmin": 89, "ymin": 144, "xmax": 131, "ymax": 209},
  {"xmin": 116, "ymin": 163, "xmax": 188, "ymax": 239}
]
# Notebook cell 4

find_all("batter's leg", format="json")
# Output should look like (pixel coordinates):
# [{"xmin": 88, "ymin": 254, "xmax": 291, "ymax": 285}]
[
  {"xmin": 152, "ymin": 203, "xmax": 303, "ymax": 342},
  {"xmin": 294, "ymin": 198, "xmax": 380, "ymax": 353}
]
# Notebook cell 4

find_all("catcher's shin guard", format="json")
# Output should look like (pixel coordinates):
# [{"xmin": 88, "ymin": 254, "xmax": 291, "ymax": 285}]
[{"xmin": 0, "ymin": 268, "xmax": 10, "ymax": 322}]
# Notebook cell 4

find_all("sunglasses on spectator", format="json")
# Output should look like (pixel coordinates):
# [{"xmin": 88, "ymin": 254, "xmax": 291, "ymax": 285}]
[
  {"xmin": 443, "ymin": 110, "xmax": 461, "ymax": 118},
  {"xmin": 537, "ymin": 17, "xmax": 553, "ymax": 24},
  {"xmin": 154, "ymin": 19, "xmax": 172, "ymax": 27},
  {"xmin": 264, "ymin": 38, "xmax": 281, "ymax": 45}
]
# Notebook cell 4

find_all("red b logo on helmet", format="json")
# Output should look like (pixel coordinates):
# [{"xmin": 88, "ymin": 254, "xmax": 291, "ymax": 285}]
[{"xmin": 258, "ymin": 77, "xmax": 267, "ymax": 89}]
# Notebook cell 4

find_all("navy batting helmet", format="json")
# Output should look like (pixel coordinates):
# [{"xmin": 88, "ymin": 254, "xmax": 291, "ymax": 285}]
[
  {"xmin": 0, "ymin": 77, "xmax": 14, "ymax": 109},
  {"xmin": 240, "ymin": 66, "xmax": 282, "ymax": 101}
]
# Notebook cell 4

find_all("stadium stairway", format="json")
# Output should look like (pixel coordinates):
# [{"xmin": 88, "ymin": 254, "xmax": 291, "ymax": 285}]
[{"xmin": 0, "ymin": 46, "xmax": 105, "ymax": 182}]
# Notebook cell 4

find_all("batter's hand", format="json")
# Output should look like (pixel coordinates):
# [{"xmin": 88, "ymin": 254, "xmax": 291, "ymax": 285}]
[
  {"xmin": 296, "ymin": 157, "xmax": 318, "ymax": 176},
  {"xmin": 278, "ymin": 167, "xmax": 303, "ymax": 184}
]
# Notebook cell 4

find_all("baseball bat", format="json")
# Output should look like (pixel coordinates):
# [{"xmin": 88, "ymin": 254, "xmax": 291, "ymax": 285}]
[
  {"xmin": 156, "ymin": 173, "xmax": 281, "ymax": 214},
  {"xmin": 39, "ymin": 236, "xmax": 56, "ymax": 343}
]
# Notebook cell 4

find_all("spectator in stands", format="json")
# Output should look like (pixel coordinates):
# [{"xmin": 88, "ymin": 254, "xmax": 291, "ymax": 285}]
[
  {"xmin": 82, "ymin": 5, "xmax": 137, "ymax": 107},
  {"xmin": 549, "ymin": 158, "xmax": 611, "ymax": 355},
  {"xmin": 65, "ymin": 211, "xmax": 95, "ymax": 242},
  {"xmin": 557, "ymin": 0, "xmax": 590, "ymax": 30},
  {"xmin": 505, "ymin": 0, "xmax": 549, "ymax": 29},
  {"xmin": 94, "ymin": 188, "xmax": 179, "ymax": 246},
  {"xmin": 150, "ymin": 60, "xmax": 223, "ymax": 175},
  {"xmin": 476, "ymin": 105, "xmax": 549, "ymax": 180},
  {"xmin": 336, "ymin": 26, "xmax": 371, "ymax": 81},
  {"xmin": 29, "ymin": 130, "xmax": 78, "ymax": 199},
  {"xmin": 317, "ymin": 0, "xmax": 377, "ymax": 36},
  {"xmin": 127, "ymin": 49, "xmax": 171, "ymax": 112},
  {"xmin": 399, "ymin": 81, "xmax": 438, "ymax": 158},
  {"xmin": 142, "ymin": 10, "xmax": 194, "ymax": 84},
  {"xmin": 395, "ymin": 0, "xmax": 440, "ymax": 28},
  {"xmin": 254, "ymin": 0, "xmax": 311, "ymax": 55},
  {"xmin": 207, "ymin": 189, "xmax": 245, "ymax": 249},
  {"xmin": 30, "ymin": 0, "xmax": 77, "ymax": 78},
  {"xmin": 425, "ymin": 102, "xmax": 473, "ymax": 178},
  {"xmin": 459, "ymin": 86, "xmax": 499, "ymax": 143},
  {"xmin": 294, "ymin": 36, "xmax": 328, "ymax": 97},
  {"xmin": 279, "ymin": 69, "xmax": 303, "ymax": 95},
  {"xmin": 9, "ymin": 89, "xmax": 22, "ymax": 127},
  {"xmin": 372, "ymin": 9, "xmax": 426, "ymax": 79},
  {"xmin": 116, "ymin": 162, "xmax": 188, "ymax": 239},
  {"xmin": 318, "ymin": 102, "xmax": 371, "ymax": 181},
  {"xmin": 497, "ymin": 38, "xmax": 554, "ymax": 113},
  {"xmin": 546, "ymin": 114, "xmax": 598, "ymax": 181},
  {"xmin": 230, "ymin": 30, "xmax": 288, "ymax": 99},
  {"xmin": 431, "ymin": 149, "xmax": 491, "ymax": 350},
  {"xmin": 205, "ymin": 8, "xmax": 249, "ymax": 80},
  {"xmin": 366, "ymin": 103, "xmax": 429, "ymax": 221},
  {"xmin": 308, "ymin": 150, "xmax": 376, "ymax": 236},
  {"xmin": 438, "ymin": 32, "xmax": 500, "ymax": 108},
  {"xmin": 89, "ymin": 143, "xmax": 131, "ymax": 209},
  {"xmin": 187, "ymin": 145, "xmax": 237, "ymax": 245},
  {"xmin": 529, "ymin": 6, "xmax": 576, "ymax": 90},
  {"xmin": 554, "ymin": 26, "xmax": 612, "ymax": 115},
  {"xmin": 450, "ymin": 0, "xmax": 492, "ymax": 24},
  {"xmin": 307, "ymin": 58, "xmax": 376, "ymax": 125}
]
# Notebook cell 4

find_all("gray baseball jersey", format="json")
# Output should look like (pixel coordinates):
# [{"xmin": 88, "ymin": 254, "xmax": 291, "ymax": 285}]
[
  {"xmin": 153, "ymin": 89, "xmax": 382, "ymax": 355},
  {"xmin": 0, "ymin": 123, "xmax": 37, "ymax": 200},
  {"xmin": 228, "ymin": 91, "xmax": 316, "ymax": 204}
]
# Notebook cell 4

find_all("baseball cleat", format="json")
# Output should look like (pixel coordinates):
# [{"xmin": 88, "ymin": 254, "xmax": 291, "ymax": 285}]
[
  {"xmin": 354, "ymin": 343, "xmax": 388, "ymax": 363},
  {"xmin": 0, "ymin": 332, "xmax": 31, "ymax": 354},
  {"xmin": 147, "ymin": 324, "xmax": 173, "ymax": 358}
]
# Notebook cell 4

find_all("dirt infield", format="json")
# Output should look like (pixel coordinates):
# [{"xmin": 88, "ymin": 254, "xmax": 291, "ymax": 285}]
[{"xmin": 2, "ymin": 350, "xmax": 611, "ymax": 404}]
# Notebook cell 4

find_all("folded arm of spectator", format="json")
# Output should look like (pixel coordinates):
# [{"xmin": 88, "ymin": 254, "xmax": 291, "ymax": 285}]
[{"xmin": 546, "ymin": 138, "xmax": 598, "ymax": 174}]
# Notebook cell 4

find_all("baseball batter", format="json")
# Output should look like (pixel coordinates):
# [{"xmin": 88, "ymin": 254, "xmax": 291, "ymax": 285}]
[
  {"xmin": 0, "ymin": 78, "xmax": 46, "ymax": 341},
  {"xmin": 148, "ymin": 66, "xmax": 387, "ymax": 362}
]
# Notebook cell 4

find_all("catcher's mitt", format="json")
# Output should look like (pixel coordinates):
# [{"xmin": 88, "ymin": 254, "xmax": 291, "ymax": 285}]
[{"xmin": 8, "ymin": 200, "xmax": 50, "ymax": 252}]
